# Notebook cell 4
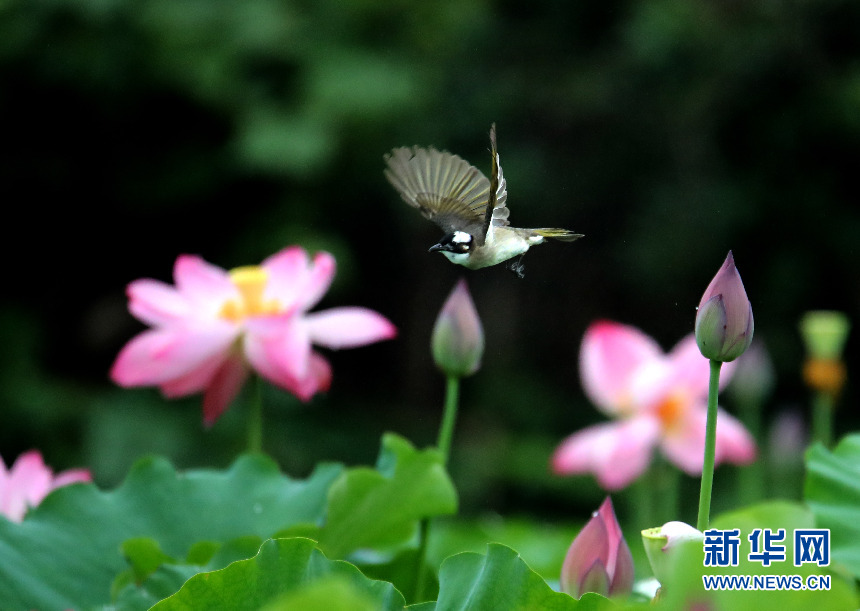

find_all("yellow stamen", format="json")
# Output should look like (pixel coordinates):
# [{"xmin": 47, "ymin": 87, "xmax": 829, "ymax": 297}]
[{"xmin": 219, "ymin": 266, "xmax": 281, "ymax": 322}]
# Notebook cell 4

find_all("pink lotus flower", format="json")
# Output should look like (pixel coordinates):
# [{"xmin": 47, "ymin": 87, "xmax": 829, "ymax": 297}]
[
  {"xmin": 552, "ymin": 321, "xmax": 756, "ymax": 490},
  {"xmin": 111, "ymin": 247, "xmax": 397, "ymax": 426},
  {"xmin": 0, "ymin": 451, "xmax": 91, "ymax": 522},
  {"xmin": 561, "ymin": 497, "xmax": 634, "ymax": 599}
]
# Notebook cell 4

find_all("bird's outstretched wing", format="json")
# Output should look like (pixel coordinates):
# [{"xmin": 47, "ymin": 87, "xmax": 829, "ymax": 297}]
[
  {"xmin": 384, "ymin": 126, "xmax": 510, "ymax": 245},
  {"xmin": 480, "ymin": 123, "xmax": 510, "ymax": 243}
]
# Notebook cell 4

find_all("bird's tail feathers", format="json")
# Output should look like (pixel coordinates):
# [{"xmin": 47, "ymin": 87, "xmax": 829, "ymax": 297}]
[{"xmin": 532, "ymin": 228, "xmax": 584, "ymax": 242}]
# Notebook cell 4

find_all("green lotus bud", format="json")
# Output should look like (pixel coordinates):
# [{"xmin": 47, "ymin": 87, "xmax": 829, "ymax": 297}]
[{"xmin": 431, "ymin": 278, "xmax": 484, "ymax": 377}]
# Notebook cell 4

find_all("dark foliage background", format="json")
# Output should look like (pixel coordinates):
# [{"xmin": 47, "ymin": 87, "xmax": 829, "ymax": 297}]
[{"xmin": 1, "ymin": 0, "xmax": 857, "ymax": 524}]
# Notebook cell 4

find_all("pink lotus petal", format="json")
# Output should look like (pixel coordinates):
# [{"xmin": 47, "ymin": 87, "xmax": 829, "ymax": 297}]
[
  {"xmin": 299, "ymin": 252, "xmax": 336, "ymax": 311},
  {"xmin": 10, "ymin": 451, "xmax": 52, "ymax": 506},
  {"xmin": 261, "ymin": 246, "xmax": 310, "ymax": 309},
  {"xmin": 666, "ymin": 335, "xmax": 736, "ymax": 395},
  {"xmin": 628, "ymin": 358, "xmax": 674, "ymax": 413},
  {"xmin": 660, "ymin": 405, "xmax": 756, "ymax": 474},
  {"xmin": 580, "ymin": 321, "xmax": 664, "ymax": 416},
  {"xmin": 243, "ymin": 311, "xmax": 295, "ymax": 337},
  {"xmin": 597, "ymin": 497, "xmax": 635, "ymax": 597},
  {"xmin": 1, "ymin": 453, "xmax": 92, "ymax": 522},
  {"xmin": 1, "ymin": 452, "xmax": 51, "ymax": 522},
  {"xmin": 713, "ymin": 409, "xmax": 757, "ymax": 465},
  {"xmin": 51, "ymin": 468, "xmax": 92, "ymax": 489},
  {"xmin": 202, "ymin": 355, "xmax": 250, "ymax": 427},
  {"xmin": 309, "ymin": 352, "xmax": 332, "ymax": 393},
  {"xmin": 562, "ymin": 516, "xmax": 610, "ymax": 596},
  {"xmin": 552, "ymin": 417, "xmax": 660, "ymax": 490},
  {"xmin": 173, "ymin": 255, "xmax": 236, "ymax": 315},
  {"xmin": 597, "ymin": 497, "xmax": 623, "ymax": 565},
  {"xmin": 127, "ymin": 279, "xmax": 190, "ymax": 326},
  {"xmin": 110, "ymin": 324, "xmax": 239, "ymax": 387},
  {"xmin": 244, "ymin": 320, "xmax": 312, "ymax": 390},
  {"xmin": 305, "ymin": 307, "xmax": 397, "ymax": 349},
  {"xmin": 159, "ymin": 351, "xmax": 230, "ymax": 398},
  {"xmin": 289, "ymin": 352, "xmax": 333, "ymax": 401},
  {"xmin": 245, "ymin": 324, "xmax": 330, "ymax": 402}
]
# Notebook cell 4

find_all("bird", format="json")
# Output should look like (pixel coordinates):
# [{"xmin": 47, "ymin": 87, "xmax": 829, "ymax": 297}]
[{"xmin": 384, "ymin": 124, "xmax": 582, "ymax": 277}]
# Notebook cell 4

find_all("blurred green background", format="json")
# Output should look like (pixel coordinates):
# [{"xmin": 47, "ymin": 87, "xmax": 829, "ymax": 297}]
[{"xmin": 1, "ymin": 0, "xmax": 857, "ymax": 527}]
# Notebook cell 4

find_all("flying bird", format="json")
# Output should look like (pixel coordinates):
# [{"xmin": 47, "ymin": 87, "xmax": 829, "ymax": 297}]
[{"xmin": 384, "ymin": 124, "xmax": 582, "ymax": 277}]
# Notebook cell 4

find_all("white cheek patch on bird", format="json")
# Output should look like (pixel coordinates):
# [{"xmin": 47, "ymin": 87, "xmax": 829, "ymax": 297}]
[{"xmin": 452, "ymin": 231, "xmax": 471, "ymax": 244}]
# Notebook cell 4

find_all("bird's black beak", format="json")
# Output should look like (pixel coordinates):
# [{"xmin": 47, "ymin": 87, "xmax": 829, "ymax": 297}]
[{"xmin": 428, "ymin": 242, "xmax": 447, "ymax": 253}]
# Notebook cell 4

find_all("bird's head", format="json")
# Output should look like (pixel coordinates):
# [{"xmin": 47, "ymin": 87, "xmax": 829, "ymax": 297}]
[
  {"xmin": 429, "ymin": 231, "xmax": 473, "ymax": 254},
  {"xmin": 429, "ymin": 231, "xmax": 474, "ymax": 265}
]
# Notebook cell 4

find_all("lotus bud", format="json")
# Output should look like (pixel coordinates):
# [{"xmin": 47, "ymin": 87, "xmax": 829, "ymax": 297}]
[
  {"xmin": 695, "ymin": 251, "xmax": 754, "ymax": 362},
  {"xmin": 561, "ymin": 497, "xmax": 634, "ymax": 599},
  {"xmin": 431, "ymin": 279, "xmax": 484, "ymax": 377}
]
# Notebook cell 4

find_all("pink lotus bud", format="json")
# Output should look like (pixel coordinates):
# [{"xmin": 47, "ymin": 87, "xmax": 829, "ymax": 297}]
[
  {"xmin": 695, "ymin": 251, "xmax": 754, "ymax": 362},
  {"xmin": 561, "ymin": 497, "xmax": 634, "ymax": 599},
  {"xmin": 641, "ymin": 521, "xmax": 704, "ymax": 583},
  {"xmin": 431, "ymin": 279, "xmax": 484, "ymax": 377}
]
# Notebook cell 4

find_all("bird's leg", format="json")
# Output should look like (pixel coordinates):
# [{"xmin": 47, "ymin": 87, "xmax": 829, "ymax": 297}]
[{"xmin": 508, "ymin": 255, "xmax": 526, "ymax": 279}]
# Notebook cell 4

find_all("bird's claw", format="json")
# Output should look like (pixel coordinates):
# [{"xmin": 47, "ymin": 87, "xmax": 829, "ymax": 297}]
[{"xmin": 509, "ymin": 257, "xmax": 526, "ymax": 279}]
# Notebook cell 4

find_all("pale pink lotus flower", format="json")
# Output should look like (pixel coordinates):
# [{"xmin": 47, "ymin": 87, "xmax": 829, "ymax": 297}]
[
  {"xmin": 111, "ymin": 247, "xmax": 397, "ymax": 426},
  {"xmin": 0, "ymin": 451, "xmax": 91, "ymax": 522},
  {"xmin": 552, "ymin": 320, "xmax": 756, "ymax": 490}
]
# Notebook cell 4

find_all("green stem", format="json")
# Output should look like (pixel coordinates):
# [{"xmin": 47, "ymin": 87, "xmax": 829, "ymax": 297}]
[
  {"xmin": 812, "ymin": 391, "xmax": 833, "ymax": 449},
  {"xmin": 697, "ymin": 359, "xmax": 723, "ymax": 532},
  {"xmin": 436, "ymin": 376, "xmax": 461, "ymax": 462},
  {"xmin": 248, "ymin": 375, "xmax": 263, "ymax": 454},
  {"xmin": 414, "ymin": 375, "xmax": 461, "ymax": 603}
]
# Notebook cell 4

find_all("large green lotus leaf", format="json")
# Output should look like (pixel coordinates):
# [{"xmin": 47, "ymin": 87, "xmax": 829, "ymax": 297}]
[
  {"xmin": 355, "ymin": 517, "xmax": 579, "ymax": 602},
  {"xmin": 804, "ymin": 434, "xmax": 860, "ymax": 577},
  {"xmin": 428, "ymin": 516, "xmax": 580, "ymax": 582},
  {"xmin": 313, "ymin": 432, "xmax": 458, "ymax": 558},
  {"xmin": 427, "ymin": 543, "xmax": 612, "ymax": 611},
  {"xmin": 120, "ymin": 433, "xmax": 457, "ymax": 606},
  {"xmin": 0, "ymin": 454, "xmax": 342, "ymax": 610},
  {"xmin": 150, "ymin": 537, "xmax": 406, "ymax": 610},
  {"xmin": 111, "ymin": 536, "xmax": 267, "ymax": 610},
  {"xmin": 258, "ymin": 576, "xmax": 380, "ymax": 611},
  {"xmin": 654, "ymin": 501, "xmax": 857, "ymax": 611}
]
